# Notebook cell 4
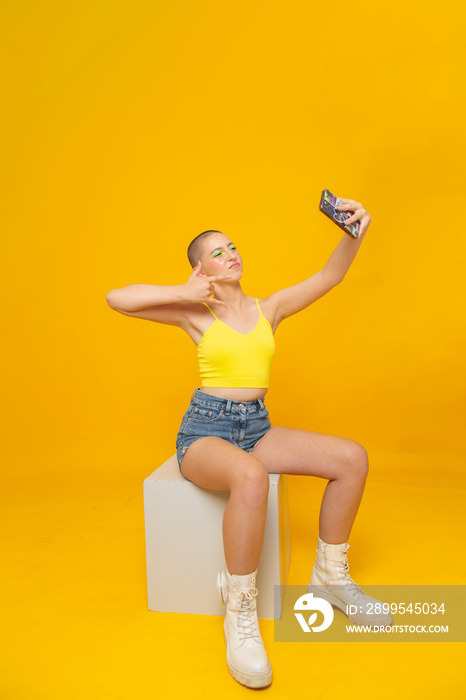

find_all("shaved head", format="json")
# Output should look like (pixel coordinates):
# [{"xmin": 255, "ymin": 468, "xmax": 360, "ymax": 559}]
[{"xmin": 187, "ymin": 230, "xmax": 223, "ymax": 267}]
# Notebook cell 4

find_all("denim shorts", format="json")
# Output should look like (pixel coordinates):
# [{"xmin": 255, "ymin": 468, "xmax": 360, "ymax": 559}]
[{"xmin": 175, "ymin": 388, "xmax": 273, "ymax": 480}]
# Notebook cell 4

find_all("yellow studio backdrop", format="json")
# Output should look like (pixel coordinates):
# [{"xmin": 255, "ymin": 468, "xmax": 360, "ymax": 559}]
[{"xmin": 1, "ymin": 1, "xmax": 465, "ymax": 699}]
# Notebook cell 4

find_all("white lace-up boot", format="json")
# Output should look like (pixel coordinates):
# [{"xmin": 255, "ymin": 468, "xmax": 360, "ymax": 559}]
[
  {"xmin": 216, "ymin": 569, "xmax": 272, "ymax": 688},
  {"xmin": 307, "ymin": 535, "xmax": 393, "ymax": 627}
]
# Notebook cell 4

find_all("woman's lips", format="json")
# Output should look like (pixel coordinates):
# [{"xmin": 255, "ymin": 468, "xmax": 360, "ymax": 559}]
[{"xmin": 229, "ymin": 263, "xmax": 240, "ymax": 269}]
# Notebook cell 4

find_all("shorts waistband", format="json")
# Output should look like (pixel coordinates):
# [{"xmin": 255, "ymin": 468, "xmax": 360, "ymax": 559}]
[{"xmin": 189, "ymin": 388, "xmax": 266, "ymax": 414}]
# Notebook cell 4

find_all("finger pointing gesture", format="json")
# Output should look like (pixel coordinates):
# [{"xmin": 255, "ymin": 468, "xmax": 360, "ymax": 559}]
[{"xmin": 184, "ymin": 261, "xmax": 231, "ymax": 305}]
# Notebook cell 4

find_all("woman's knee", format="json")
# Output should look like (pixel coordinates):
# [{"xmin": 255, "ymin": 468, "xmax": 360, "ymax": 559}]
[
  {"xmin": 344, "ymin": 441, "xmax": 369, "ymax": 480},
  {"xmin": 231, "ymin": 457, "xmax": 270, "ymax": 504}
]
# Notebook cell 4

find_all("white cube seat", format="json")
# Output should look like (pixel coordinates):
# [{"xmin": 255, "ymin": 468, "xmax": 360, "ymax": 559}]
[{"xmin": 144, "ymin": 454, "xmax": 290, "ymax": 619}]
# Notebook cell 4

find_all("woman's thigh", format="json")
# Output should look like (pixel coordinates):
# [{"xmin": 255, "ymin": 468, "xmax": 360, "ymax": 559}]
[
  {"xmin": 250, "ymin": 426, "xmax": 368, "ymax": 480},
  {"xmin": 180, "ymin": 436, "xmax": 270, "ymax": 493}
]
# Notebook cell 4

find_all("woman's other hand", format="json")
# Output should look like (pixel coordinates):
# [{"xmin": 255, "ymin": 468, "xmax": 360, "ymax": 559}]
[{"xmin": 183, "ymin": 261, "xmax": 231, "ymax": 306}]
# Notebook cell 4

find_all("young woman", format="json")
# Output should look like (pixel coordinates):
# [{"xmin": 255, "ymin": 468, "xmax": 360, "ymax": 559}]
[{"xmin": 106, "ymin": 198, "xmax": 392, "ymax": 689}]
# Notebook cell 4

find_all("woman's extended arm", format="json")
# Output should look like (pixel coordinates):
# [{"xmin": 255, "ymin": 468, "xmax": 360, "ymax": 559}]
[
  {"xmin": 321, "ymin": 199, "xmax": 371, "ymax": 283},
  {"xmin": 265, "ymin": 198, "xmax": 372, "ymax": 326}
]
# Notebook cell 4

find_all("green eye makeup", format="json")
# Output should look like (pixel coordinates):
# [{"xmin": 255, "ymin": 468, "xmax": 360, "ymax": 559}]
[{"xmin": 211, "ymin": 244, "xmax": 236, "ymax": 258}]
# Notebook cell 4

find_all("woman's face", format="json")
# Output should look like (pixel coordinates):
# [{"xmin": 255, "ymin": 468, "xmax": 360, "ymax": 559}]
[{"xmin": 199, "ymin": 234, "xmax": 242, "ymax": 279}]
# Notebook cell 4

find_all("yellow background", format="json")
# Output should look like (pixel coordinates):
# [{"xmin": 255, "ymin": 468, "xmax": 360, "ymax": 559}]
[{"xmin": 1, "ymin": 1, "xmax": 465, "ymax": 698}]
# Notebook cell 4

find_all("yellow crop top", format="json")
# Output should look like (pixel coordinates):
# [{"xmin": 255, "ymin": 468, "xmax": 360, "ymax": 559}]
[{"xmin": 197, "ymin": 297, "xmax": 276, "ymax": 388}]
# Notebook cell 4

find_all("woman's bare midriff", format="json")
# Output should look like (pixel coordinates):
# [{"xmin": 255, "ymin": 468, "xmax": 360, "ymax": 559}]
[{"xmin": 198, "ymin": 387, "xmax": 267, "ymax": 402}]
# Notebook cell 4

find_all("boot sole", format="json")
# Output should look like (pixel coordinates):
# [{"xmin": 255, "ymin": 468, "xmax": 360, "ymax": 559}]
[
  {"xmin": 224, "ymin": 627, "xmax": 273, "ymax": 688},
  {"xmin": 307, "ymin": 584, "xmax": 393, "ymax": 627}
]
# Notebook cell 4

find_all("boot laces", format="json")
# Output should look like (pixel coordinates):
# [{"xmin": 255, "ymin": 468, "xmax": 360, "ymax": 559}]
[
  {"xmin": 334, "ymin": 558, "xmax": 364, "ymax": 599},
  {"xmin": 236, "ymin": 587, "xmax": 261, "ymax": 642}
]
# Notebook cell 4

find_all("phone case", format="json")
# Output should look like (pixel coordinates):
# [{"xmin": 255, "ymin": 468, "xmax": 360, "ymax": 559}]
[{"xmin": 319, "ymin": 189, "xmax": 361, "ymax": 239}]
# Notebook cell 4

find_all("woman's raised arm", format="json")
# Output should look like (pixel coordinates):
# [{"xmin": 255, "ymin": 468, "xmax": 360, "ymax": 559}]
[
  {"xmin": 107, "ymin": 262, "xmax": 231, "ymax": 311},
  {"xmin": 105, "ymin": 262, "xmax": 231, "ymax": 327},
  {"xmin": 106, "ymin": 283, "xmax": 188, "ymax": 312},
  {"xmin": 264, "ymin": 198, "xmax": 371, "ymax": 327}
]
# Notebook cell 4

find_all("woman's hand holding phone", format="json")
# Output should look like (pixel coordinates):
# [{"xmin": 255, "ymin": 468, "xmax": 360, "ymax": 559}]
[
  {"xmin": 336, "ymin": 198, "xmax": 372, "ymax": 237},
  {"xmin": 319, "ymin": 190, "xmax": 371, "ymax": 239},
  {"xmin": 183, "ymin": 261, "xmax": 231, "ymax": 306}
]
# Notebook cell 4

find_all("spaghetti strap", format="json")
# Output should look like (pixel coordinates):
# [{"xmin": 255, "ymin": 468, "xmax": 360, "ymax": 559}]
[
  {"xmin": 203, "ymin": 302, "xmax": 218, "ymax": 319},
  {"xmin": 255, "ymin": 297, "xmax": 263, "ymax": 316}
]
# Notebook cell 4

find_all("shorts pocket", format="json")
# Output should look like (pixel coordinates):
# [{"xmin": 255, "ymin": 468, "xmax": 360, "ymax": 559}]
[{"xmin": 188, "ymin": 405, "xmax": 224, "ymax": 423}]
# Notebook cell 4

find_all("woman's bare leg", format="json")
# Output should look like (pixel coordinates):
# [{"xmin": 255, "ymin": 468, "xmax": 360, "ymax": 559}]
[
  {"xmin": 180, "ymin": 436, "xmax": 270, "ymax": 574},
  {"xmin": 251, "ymin": 426, "xmax": 369, "ymax": 543}
]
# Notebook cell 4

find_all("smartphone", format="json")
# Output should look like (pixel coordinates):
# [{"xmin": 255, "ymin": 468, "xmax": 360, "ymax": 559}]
[{"xmin": 319, "ymin": 189, "xmax": 361, "ymax": 239}]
